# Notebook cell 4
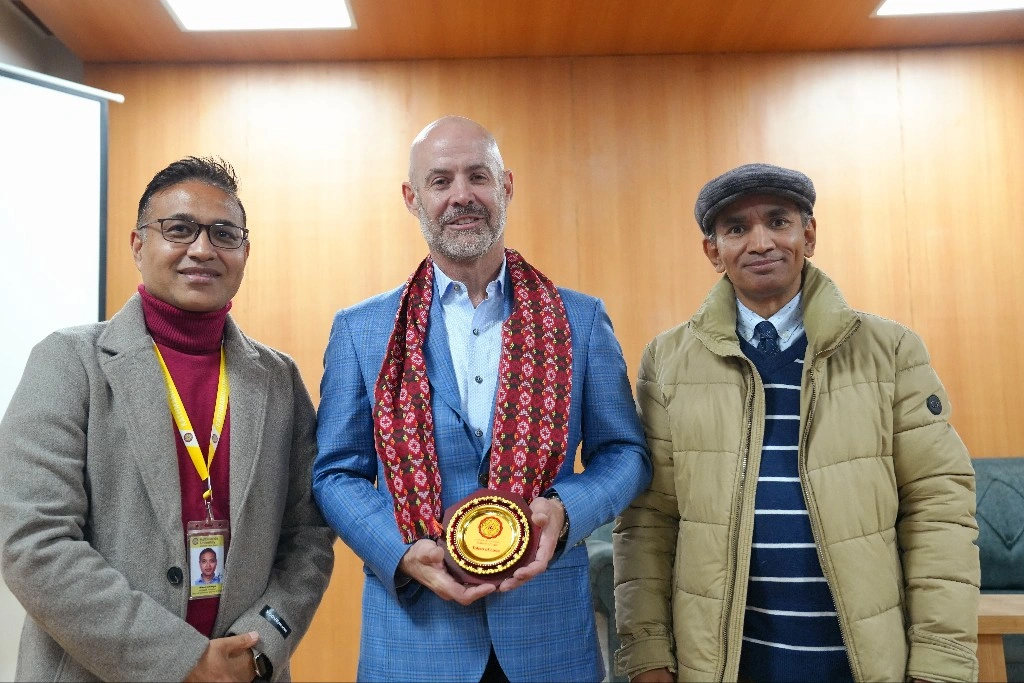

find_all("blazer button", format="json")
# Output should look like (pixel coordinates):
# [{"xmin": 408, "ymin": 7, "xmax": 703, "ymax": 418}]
[{"xmin": 166, "ymin": 566, "xmax": 184, "ymax": 585}]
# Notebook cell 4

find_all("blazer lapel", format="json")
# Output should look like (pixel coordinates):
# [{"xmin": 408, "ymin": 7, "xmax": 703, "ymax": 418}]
[
  {"xmin": 424, "ymin": 294, "xmax": 464, "ymax": 420},
  {"xmin": 221, "ymin": 316, "xmax": 269, "ymax": 534},
  {"xmin": 98, "ymin": 295, "xmax": 184, "ymax": 545}
]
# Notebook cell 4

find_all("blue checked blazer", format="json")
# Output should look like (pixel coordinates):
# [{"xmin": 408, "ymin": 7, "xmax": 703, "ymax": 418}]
[{"xmin": 313, "ymin": 281, "xmax": 651, "ymax": 683}]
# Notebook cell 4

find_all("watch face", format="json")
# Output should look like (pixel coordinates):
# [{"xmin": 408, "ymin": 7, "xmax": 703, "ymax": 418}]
[{"xmin": 254, "ymin": 653, "xmax": 272, "ymax": 679}]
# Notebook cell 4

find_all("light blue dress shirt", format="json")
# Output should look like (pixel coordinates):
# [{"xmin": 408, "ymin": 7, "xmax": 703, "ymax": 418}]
[
  {"xmin": 736, "ymin": 292, "xmax": 805, "ymax": 352},
  {"xmin": 433, "ymin": 259, "xmax": 509, "ymax": 446}
]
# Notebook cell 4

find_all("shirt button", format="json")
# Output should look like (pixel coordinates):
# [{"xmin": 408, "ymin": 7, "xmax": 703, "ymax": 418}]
[
  {"xmin": 475, "ymin": 375, "xmax": 483, "ymax": 384},
  {"xmin": 475, "ymin": 428, "xmax": 483, "ymax": 438},
  {"xmin": 454, "ymin": 284, "xmax": 462, "ymax": 293},
  {"xmin": 472, "ymin": 328, "xmax": 479, "ymax": 336}
]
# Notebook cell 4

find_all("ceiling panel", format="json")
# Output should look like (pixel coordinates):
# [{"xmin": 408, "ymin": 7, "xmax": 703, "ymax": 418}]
[{"xmin": 16, "ymin": 0, "xmax": 1024, "ymax": 63}]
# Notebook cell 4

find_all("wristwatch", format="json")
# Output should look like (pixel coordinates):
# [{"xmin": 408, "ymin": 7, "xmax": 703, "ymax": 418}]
[{"xmin": 252, "ymin": 649, "xmax": 273, "ymax": 682}]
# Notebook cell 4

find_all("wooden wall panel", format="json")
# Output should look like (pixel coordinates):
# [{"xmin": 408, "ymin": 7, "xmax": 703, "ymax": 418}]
[
  {"xmin": 897, "ymin": 46, "xmax": 1024, "ymax": 456},
  {"xmin": 571, "ymin": 52, "xmax": 913, "ymax": 381},
  {"xmin": 84, "ymin": 44, "xmax": 1024, "ymax": 681},
  {"xmin": 570, "ymin": 56, "xmax": 721, "ymax": 363}
]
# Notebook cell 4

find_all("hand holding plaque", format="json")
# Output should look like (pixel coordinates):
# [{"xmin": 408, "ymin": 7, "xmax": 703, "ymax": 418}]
[{"xmin": 441, "ymin": 489, "xmax": 539, "ymax": 586}]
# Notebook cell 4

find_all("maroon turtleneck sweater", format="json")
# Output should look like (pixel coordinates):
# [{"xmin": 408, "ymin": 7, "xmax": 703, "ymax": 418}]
[{"xmin": 139, "ymin": 285, "xmax": 231, "ymax": 637}]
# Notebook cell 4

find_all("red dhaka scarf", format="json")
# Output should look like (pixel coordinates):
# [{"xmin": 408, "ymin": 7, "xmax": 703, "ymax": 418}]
[{"xmin": 374, "ymin": 249, "xmax": 573, "ymax": 542}]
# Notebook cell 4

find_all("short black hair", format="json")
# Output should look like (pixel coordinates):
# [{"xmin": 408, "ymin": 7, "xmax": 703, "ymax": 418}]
[
  {"xmin": 199, "ymin": 548, "xmax": 216, "ymax": 558},
  {"xmin": 137, "ymin": 156, "xmax": 246, "ymax": 226}
]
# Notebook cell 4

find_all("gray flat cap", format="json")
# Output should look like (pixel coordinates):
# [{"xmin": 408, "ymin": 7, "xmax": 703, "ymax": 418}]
[{"xmin": 694, "ymin": 163, "xmax": 815, "ymax": 235}]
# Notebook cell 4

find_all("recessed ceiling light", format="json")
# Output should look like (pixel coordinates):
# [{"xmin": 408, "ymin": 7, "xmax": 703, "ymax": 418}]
[
  {"xmin": 162, "ymin": 0, "xmax": 355, "ymax": 31},
  {"xmin": 874, "ymin": 0, "xmax": 1024, "ymax": 16}
]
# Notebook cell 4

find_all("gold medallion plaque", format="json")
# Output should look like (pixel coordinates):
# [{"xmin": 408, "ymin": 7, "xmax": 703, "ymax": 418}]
[{"xmin": 442, "ymin": 489, "xmax": 537, "ymax": 585}]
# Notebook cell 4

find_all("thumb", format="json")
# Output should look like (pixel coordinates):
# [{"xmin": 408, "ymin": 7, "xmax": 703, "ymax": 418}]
[{"xmin": 225, "ymin": 631, "xmax": 260, "ymax": 652}]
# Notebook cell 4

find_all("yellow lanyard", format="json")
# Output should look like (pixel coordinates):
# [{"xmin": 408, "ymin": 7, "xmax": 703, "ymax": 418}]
[{"xmin": 153, "ymin": 343, "xmax": 229, "ymax": 518}]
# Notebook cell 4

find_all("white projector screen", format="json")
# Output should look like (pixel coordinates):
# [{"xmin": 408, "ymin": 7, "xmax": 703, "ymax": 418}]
[
  {"xmin": 0, "ymin": 67, "xmax": 109, "ymax": 413},
  {"xmin": 0, "ymin": 63, "xmax": 119, "ymax": 682}
]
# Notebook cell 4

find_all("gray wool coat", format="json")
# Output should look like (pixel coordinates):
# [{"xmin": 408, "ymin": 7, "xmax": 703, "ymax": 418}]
[{"xmin": 0, "ymin": 294, "xmax": 335, "ymax": 682}]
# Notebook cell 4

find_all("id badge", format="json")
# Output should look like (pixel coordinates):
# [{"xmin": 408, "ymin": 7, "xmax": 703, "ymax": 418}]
[{"xmin": 187, "ymin": 518, "xmax": 229, "ymax": 600}]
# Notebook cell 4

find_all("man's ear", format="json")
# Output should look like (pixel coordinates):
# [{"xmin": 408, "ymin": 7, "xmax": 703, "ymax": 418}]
[
  {"xmin": 130, "ymin": 229, "xmax": 144, "ymax": 272},
  {"xmin": 703, "ymin": 234, "xmax": 726, "ymax": 273},
  {"xmin": 401, "ymin": 182, "xmax": 419, "ymax": 217},
  {"xmin": 803, "ymin": 216, "xmax": 817, "ymax": 258},
  {"xmin": 503, "ymin": 169, "xmax": 514, "ymax": 205}
]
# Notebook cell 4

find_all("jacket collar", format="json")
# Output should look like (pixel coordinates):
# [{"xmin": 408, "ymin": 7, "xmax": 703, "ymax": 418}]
[
  {"xmin": 96, "ymin": 294, "xmax": 267, "ymax": 544},
  {"xmin": 97, "ymin": 292, "xmax": 253, "ymax": 356},
  {"xmin": 690, "ymin": 261, "xmax": 861, "ymax": 358}
]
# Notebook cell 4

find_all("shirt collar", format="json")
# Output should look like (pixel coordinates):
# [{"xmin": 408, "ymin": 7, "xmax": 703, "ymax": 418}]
[
  {"xmin": 433, "ymin": 256, "xmax": 508, "ymax": 303},
  {"xmin": 736, "ymin": 292, "xmax": 803, "ymax": 345}
]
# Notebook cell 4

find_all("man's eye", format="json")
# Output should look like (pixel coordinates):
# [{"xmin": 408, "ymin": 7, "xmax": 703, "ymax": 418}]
[
  {"xmin": 164, "ymin": 222, "xmax": 193, "ymax": 235},
  {"xmin": 213, "ymin": 227, "xmax": 236, "ymax": 240},
  {"xmin": 430, "ymin": 178, "xmax": 449, "ymax": 187}
]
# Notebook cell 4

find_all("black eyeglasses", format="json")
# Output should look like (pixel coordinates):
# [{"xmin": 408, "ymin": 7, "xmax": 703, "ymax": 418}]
[{"xmin": 137, "ymin": 218, "xmax": 249, "ymax": 250}]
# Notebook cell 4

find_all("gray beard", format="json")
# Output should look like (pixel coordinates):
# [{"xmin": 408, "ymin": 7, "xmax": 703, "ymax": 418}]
[{"xmin": 418, "ymin": 205, "xmax": 505, "ymax": 262}]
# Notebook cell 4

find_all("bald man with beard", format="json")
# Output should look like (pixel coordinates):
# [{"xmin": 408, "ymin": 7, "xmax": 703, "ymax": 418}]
[{"xmin": 313, "ymin": 116, "xmax": 652, "ymax": 683}]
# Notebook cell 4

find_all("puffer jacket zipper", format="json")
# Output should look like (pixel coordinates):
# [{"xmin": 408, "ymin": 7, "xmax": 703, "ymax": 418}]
[
  {"xmin": 798, "ymin": 322, "xmax": 861, "ymax": 681},
  {"xmin": 716, "ymin": 362, "xmax": 758, "ymax": 682}
]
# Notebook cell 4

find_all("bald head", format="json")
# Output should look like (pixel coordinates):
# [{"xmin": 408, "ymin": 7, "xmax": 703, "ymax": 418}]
[
  {"xmin": 401, "ymin": 115, "xmax": 513, "ymax": 267},
  {"xmin": 407, "ymin": 116, "xmax": 504, "ymax": 183}
]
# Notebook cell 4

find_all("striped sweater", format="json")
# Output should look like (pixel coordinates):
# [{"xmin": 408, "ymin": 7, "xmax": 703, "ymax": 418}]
[{"xmin": 738, "ymin": 333, "xmax": 853, "ymax": 682}]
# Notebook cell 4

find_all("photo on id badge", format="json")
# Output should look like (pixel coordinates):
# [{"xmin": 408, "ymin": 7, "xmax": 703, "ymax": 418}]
[{"xmin": 189, "ymin": 535, "xmax": 225, "ymax": 598}]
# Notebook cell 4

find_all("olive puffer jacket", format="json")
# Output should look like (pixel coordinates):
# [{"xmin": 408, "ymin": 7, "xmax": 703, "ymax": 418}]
[{"xmin": 614, "ymin": 262, "xmax": 979, "ymax": 682}]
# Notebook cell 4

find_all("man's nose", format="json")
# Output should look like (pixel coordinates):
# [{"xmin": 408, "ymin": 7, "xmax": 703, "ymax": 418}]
[
  {"xmin": 449, "ymin": 177, "xmax": 474, "ymax": 205},
  {"xmin": 186, "ymin": 227, "xmax": 217, "ymax": 259},
  {"xmin": 748, "ymin": 223, "xmax": 774, "ymax": 252}
]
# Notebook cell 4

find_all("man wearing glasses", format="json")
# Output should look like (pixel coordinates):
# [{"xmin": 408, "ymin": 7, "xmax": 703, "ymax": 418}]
[{"xmin": 0, "ymin": 157, "xmax": 335, "ymax": 682}]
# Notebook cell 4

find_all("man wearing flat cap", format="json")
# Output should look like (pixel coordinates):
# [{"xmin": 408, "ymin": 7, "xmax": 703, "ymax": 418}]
[{"xmin": 613, "ymin": 163, "xmax": 979, "ymax": 682}]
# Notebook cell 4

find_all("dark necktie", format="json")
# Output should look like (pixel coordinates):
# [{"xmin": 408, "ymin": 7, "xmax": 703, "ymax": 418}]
[{"xmin": 755, "ymin": 320, "xmax": 780, "ymax": 356}]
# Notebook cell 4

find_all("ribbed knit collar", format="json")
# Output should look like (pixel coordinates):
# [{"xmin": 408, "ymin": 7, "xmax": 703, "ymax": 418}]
[{"xmin": 138, "ymin": 284, "xmax": 230, "ymax": 354}]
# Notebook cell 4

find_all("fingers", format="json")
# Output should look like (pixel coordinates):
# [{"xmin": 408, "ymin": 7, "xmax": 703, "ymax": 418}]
[
  {"xmin": 400, "ymin": 539, "xmax": 496, "ymax": 605},
  {"xmin": 534, "ymin": 519, "xmax": 559, "ymax": 565},
  {"xmin": 530, "ymin": 498, "xmax": 562, "ymax": 565},
  {"xmin": 498, "ymin": 558, "xmax": 545, "ymax": 592},
  {"xmin": 497, "ymin": 497, "xmax": 564, "ymax": 593},
  {"xmin": 449, "ymin": 581, "xmax": 496, "ymax": 606},
  {"xmin": 428, "ymin": 566, "xmax": 496, "ymax": 605},
  {"xmin": 397, "ymin": 539, "xmax": 445, "ymax": 584},
  {"xmin": 186, "ymin": 632, "xmax": 260, "ymax": 683}
]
